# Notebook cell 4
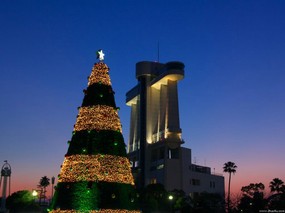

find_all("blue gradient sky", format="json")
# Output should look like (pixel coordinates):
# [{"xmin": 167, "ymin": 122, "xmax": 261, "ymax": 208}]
[{"xmin": 1, "ymin": 0, "xmax": 284, "ymax": 196}]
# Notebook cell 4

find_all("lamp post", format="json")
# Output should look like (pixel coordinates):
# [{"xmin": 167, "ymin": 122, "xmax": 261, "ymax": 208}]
[
  {"xmin": 51, "ymin": 176, "xmax": 55, "ymax": 200},
  {"xmin": 32, "ymin": 189, "xmax": 38, "ymax": 203},
  {"xmin": 168, "ymin": 195, "xmax": 174, "ymax": 213}
]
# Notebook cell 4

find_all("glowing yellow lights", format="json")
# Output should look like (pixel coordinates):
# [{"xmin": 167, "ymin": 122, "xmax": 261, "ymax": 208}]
[
  {"xmin": 58, "ymin": 154, "xmax": 134, "ymax": 185},
  {"xmin": 51, "ymin": 60, "xmax": 139, "ymax": 212},
  {"xmin": 50, "ymin": 210, "xmax": 140, "ymax": 213},
  {"xmin": 74, "ymin": 105, "xmax": 122, "ymax": 132},
  {"xmin": 32, "ymin": 190, "xmax": 38, "ymax": 197},
  {"xmin": 88, "ymin": 62, "xmax": 111, "ymax": 86}
]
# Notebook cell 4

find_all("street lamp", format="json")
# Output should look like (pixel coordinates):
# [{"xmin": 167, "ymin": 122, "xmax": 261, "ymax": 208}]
[
  {"xmin": 168, "ymin": 195, "xmax": 174, "ymax": 213},
  {"xmin": 51, "ymin": 176, "xmax": 55, "ymax": 200},
  {"xmin": 32, "ymin": 189, "xmax": 38, "ymax": 202},
  {"xmin": 32, "ymin": 190, "xmax": 38, "ymax": 197}
]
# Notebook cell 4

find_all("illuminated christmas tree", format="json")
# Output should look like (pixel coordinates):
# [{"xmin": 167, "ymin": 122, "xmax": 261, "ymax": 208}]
[{"xmin": 50, "ymin": 50, "xmax": 139, "ymax": 213}]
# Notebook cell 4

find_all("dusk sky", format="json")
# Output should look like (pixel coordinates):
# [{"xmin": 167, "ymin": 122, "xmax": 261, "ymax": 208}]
[{"xmin": 1, "ymin": 0, "xmax": 284, "ymax": 197}]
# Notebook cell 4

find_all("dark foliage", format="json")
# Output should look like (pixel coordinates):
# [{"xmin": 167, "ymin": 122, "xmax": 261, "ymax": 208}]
[
  {"xmin": 139, "ymin": 184, "xmax": 169, "ymax": 212},
  {"xmin": 66, "ymin": 130, "xmax": 127, "ymax": 157},
  {"xmin": 191, "ymin": 192, "xmax": 225, "ymax": 213},
  {"xmin": 82, "ymin": 83, "xmax": 116, "ymax": 107},
  {"xmin": 6, "ymin": 190, "xmax": 41, "ymax": 212},
  {"xmin": 267, "ymin": 193, "xmax": 285, "ymax": 209},
  {"xmin": 238, "ymin": 182, "xmax": 271, "ymax": 212}
]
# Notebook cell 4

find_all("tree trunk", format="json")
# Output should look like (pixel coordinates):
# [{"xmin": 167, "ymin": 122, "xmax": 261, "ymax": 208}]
[{"xmin": 228, "ymin": 172, "xmax": 231, "ymax": 213}]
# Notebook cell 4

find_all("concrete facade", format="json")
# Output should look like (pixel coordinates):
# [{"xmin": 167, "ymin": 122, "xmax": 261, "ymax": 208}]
[{"xmin": 126, "ymin": 61, "xmax": 224, "ymax": 197}]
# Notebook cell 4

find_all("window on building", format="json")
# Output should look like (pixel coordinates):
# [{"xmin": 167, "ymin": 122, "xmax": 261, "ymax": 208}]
[
  {"xmin": 130, "ymin": 157, "xmax": 138, "ymax": 168},
  {"xmin": 151, "ymin": 149, "xmax": 157, "ymax": 162},
  {"xmin": 168, "ymin": 148, "xmax": 179, "ymax": 159},
  {"xmin": 189, "ymin": 192, "xmax": 199, "ymax": 198},
  {"xmin": 134, "ymin": 161, "xmax": 139, "ymax": 167},
  {"xmin": 210, "ymin": 181, "xmax": 216, "ymax": 188},
  {"xmin": 191, "ymin": 179, "xmax": 201, "ymax": 186},
  {"xmin": 156, "ymin": 164, "xmax": 164, "ymax": 170},
  {"xmin": 150, "ymin": 164, "xmax": 164, "ymax": 171},
  {"xmin": 159, "ymin": 147, "xmax": 164, "ymax": 160},
  {"xmin": 150, "ymin": 178, "xmax": 157, "ymax": 184}
]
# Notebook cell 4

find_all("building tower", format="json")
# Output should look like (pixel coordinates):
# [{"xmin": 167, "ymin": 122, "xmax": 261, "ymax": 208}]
[
  {"xmin": 126, "ymin": 61, "xmax": 184, "ymax": 189},
  {"xmin": 126, "ymin": 61, "xmax": 224, "ymax": 196},
  {"xmin": 0, "ymin": 161, "xmax": 11, "ymax": 213}
]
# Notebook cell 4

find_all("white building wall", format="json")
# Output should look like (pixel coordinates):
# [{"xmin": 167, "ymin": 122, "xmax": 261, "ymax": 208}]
[
  {"xmin": 126, "ymin": 61, "xmax": 224, "ymax": 197},
  {"xmin": 128, "ymin": 98, "xmax": 140, "ymax": 153},
  {"xmin": 164, "ymin": 159, "xmax": 182, "ymax": 191},
  {"xmin": 188, "ymin": 171, "xmax": 225, "ymax": 196}
]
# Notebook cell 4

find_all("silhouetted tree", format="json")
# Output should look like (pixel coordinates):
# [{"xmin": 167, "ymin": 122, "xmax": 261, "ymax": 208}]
[
  {"xmin": 268, "ymin": 178, "xmax": 285, "ymax": 210},
  {"xmin": 139, "ymin": 183, "xmax": 169, "ymax": 212},
  {"xmin": 241, "ymin": 183, "xmax": 265, "ymax": 197},
  {"xmin": 38, "ymin": 176, "xmax": 50, "ymax": 205},
  {"xmin": 229, "ymin": 192, "xmax": 243, "ymax": 211},
  {"xmin": 169, "ymin": 189, "xmax": 192, "ymax": 212},
  {"xmin": 191, "ymin": 192, "xmax": 225, "ymax": 213},
  {"xmin": 238, "ymin": 183, "xmax": 266, "ymax": 212},
  {"xmin": 270, "ymin": 178, "xmax": 284, "ymax": 194},
  {"xmin": 6, "ymin": 190, "xmax": 41, "ymax": 212},
  {"xmin": 223, "ymin": 161, "xmax": 237, "ymax": 212},
  {"xmin": 267, "ymin": 193, "xmax": 285, "ymax": 210}
]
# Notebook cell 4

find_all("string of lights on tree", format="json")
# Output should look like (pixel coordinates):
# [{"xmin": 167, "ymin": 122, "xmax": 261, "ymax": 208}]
[
  {"xmin": 58, "ymin": 154, "xmax": 134, "ymax": 184},
  {"xmin": 50, "ymin": 50, "xmax": 139, "ymax": 213},
  {"xmin": 74, "ymin": 105, "xmax": 122, "ymax": 132},
  {"xmin": 51, "ymin": 210, "xmax": 139, "ymax": 213},
  {"xmin": 88, "ymin": 62, "xmax": 111, "ymax": 86}
]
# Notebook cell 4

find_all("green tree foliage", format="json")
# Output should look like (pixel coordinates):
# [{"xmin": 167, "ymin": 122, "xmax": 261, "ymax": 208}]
[
  {"xmin": 223, "ymin": 161, "xmax": 237, "ymax": 212},
  {"xmin": 6, "ymin": 190, "xmax": 41, "ymax": 212}
]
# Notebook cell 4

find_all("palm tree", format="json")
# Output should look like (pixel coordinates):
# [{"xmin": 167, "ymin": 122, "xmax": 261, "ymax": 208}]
[
  {"xmin": 38, "ymin": 176, "xmax": 50, "ymax": 205},
  {"xmin": 223, "ymin": 161, "xmax": 237, "ymax": 212},
  {"xmin": 270, "ymin": 178, "xmax": 284, "ymax": 194}
]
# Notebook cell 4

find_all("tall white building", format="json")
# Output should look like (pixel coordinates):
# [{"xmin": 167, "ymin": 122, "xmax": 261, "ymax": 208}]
[{"xmin": 126, "ymin": 61, "xmax": 224, "ymax": 197}]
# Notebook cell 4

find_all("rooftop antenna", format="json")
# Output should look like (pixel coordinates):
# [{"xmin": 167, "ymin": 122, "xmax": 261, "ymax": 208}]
[{"xmin": 157, "ymin": 41, "xmax": 160, "ymax": 62}]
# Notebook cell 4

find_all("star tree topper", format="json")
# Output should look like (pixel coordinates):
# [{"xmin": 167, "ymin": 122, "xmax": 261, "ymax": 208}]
[{"xmin": 96, "ymin": 49, "xmax": 105, "ymax": 61}]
